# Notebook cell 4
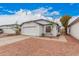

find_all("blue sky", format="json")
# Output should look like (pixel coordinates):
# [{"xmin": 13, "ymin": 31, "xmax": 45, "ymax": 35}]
[{"xmin": 0, "ymin": 3, "xmax": 79, "ymax": 18}]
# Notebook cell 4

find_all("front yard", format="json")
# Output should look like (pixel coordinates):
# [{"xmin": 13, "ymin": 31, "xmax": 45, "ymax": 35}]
[{"xmin": 0, "ymin": 35, "xmax": 78, "ymax": 55}]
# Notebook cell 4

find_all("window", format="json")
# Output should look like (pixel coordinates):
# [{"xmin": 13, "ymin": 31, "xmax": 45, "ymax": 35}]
[{"xmin": 46, "ymin": 26, "xmax": 51, "ymax": 32}]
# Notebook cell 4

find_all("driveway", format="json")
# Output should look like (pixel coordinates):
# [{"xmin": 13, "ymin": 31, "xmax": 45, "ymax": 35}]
[
  {"xmin": 0, "ymin": 35, "xmax": 30, "ymax": 46},
  {"xmin": 0, "ymin": 35, "xmax": 67, "ymax": 46}
]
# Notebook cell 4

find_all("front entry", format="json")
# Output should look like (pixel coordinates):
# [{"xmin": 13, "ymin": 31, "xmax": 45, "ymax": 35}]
[{"xmin": 45, "ymin": 25, "xmax": 52, "ymax": 36}]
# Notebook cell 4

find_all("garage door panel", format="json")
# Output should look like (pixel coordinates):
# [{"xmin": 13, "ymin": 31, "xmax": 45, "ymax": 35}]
[
  {"xmin": 71, "ymin": 23, "xmax": 79, "ymax": 40},
  {"xmin": 22, "ymin": 26, "xmax": 38, "ymax": 36}
]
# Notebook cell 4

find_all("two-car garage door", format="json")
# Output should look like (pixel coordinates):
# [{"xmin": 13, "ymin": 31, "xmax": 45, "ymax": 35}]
[
  {"xmin": 21, "ymin": 26, "xmax": 39, "ymax": 36},
  {"xmin": 70, "ymin": 23, "xmax": 79, "ymax": 40}
]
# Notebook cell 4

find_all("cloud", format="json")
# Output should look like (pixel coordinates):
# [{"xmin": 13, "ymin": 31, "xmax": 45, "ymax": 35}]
[
  {"xmin": 3, "ymin": 9, "xmax": 16, "ymax": 13},
  {"xmin": 14, "ymin": 8, "xmax": 60, "ymax": 21},
  {"xmin": 15, "ymin": 9, "xmax": 26, "ymax": 15},
  {"xmin": 44, "ymin": 11, "xmax": 60, "ymax": 17},
  {"xmin": 26, "ymin": 10, "xmax": 32, "ymax": 14},
  {"xmin": 0, "ymin": 6, "xmax": 62, "ymax": 26},
  {"xmin": 0, "ymin": 8, "xmax": 54, "ymax": 25},
  {"xmin": 1, "ymin": 7, "xmax": 60, "ymax": 17},
  {"xmin": 29, "ymin": 7, "xmax": 60, "ymax": 17},
  {"xmin": 32, "ymin": 7, "xmax": 53, "ymax": 15},
  {"xmin": 50, "ymin": 11, "xmax": 60, "ymax": 15},
  {"xmin": 54, "ymin": 17, "xmax": 62, "ymax": 26},
  {"xmin": 7, "ymin": 10, "xmax": 16, "ymax": 13},
  {"xmin": 14, "ymin": 7, "xmax": 54, "ymax": 18}
]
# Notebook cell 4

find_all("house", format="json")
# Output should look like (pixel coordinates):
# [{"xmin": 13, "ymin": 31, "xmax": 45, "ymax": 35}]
[
  {"xmin": 0, "ymin": 14, "xmax": 60, "ymax": 36},
  {"xmin": 0, "ymin": 24, "xmax": 20, "ymax": 34},
  {"xmin": 67, "ymin": 17, "xmax": 79, "ymax": 40},
  {"xmin": 21, "ymin": 19, "xmax": 60, "ymax": 36}
]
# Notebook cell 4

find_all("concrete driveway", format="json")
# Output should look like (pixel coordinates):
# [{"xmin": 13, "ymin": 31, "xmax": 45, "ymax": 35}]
[
  {"xmin": 0, "ymin": 35, "xmax": 30, "ymax": 46},
  {"xmin": 0, "ymin": 34, "xmax": 67, "ymax": 47}
]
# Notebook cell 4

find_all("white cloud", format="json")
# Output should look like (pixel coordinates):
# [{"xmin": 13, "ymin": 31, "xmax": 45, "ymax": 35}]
[
  {"xmin": 26, "ymin": 10, "xmax": 32, "ymax": 14},
  {"xmin": 32, "ymin": 7, "xmax": 53, "ymax": 15},
  {"xmin": 50, "ymin": 11, "xmax": 60, "ymax": 15},
  {"xmin": 54, "ymin": 17, "xmax": 62, "ymax": 26},
  {"xmin": 15, "ymin": 9, "xmax": 27, "ymax": 16},
  {"xmin": 7, "ymin": 10, "xmax": 16, "ymax": 13},
  {"xmin": 30, "ymin": 7, "xmax": 60, "ymax": 17},
  {"xmin": 0, "ymin": 8, "xmax": 50, "ymax": 25},
  {"xmin": 3, "ymin": 9, "xmax": 16, "ymax": 13},
  {"xmin": 0, "ymin": 7, "xmax": 61, "ymax": 26}
]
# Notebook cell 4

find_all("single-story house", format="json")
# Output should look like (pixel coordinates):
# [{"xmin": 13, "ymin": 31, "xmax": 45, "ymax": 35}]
[
  {"xmin": 67, "ymin": 17, "xmax": 79, "ymax": 40},
  {"xmin": 0, "ymin": 24, "xmax": 20, "ymax": 34},
  {"xmin": 21, "ymin": 19, "xmax": 60, "ymax": 36}
]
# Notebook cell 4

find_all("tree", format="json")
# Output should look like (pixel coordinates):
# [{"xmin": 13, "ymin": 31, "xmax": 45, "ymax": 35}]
[
  {"xmin": 15, "ymin": 23, "xmax": 21, "ymax": 35},
  {"xmin": 12, "ymin": 22, "xmax": 21, "ymax": 35},
  {"xmin": 60, "ymin": 15, "xmax": 71, "ymax": 34},
  {"xmin": 48, "ymin": 22, "xmax": 56, "ymax": 26}
]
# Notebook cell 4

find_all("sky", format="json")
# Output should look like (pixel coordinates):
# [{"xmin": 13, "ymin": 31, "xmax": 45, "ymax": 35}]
[
  {"xmin": 0, "ymin": 3, "xmax": 79, "ymax": 26},
  {"xmin": 0, "ymin": 3, "xmax": 79, "ymax": 17}
]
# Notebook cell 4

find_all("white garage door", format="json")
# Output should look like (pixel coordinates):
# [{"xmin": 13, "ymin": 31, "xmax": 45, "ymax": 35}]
[
  {"xmin": 22, "ymin": 26, "xmax": 39, "ymax": 36},
  {"xmin": 70, "ymin": 23, "xmax": 79, "ymax": 40}
]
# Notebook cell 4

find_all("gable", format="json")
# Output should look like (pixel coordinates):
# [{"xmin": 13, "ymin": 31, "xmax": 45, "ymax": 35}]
[
  {"xmin": 21, "ymin": 22, "xmax": 41, "ymax": 28},
  {"xmin": 35, "ymin": 20, "xmax": 50, "ymax": 25},
  {"xmin": 21, "ymin": 19, "xmax": 55, "ymax": 26}
]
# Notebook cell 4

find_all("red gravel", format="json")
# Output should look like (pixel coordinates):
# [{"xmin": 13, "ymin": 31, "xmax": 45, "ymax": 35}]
[{"xmin": 0, "ymin": 36, "xmax": 79, "ymax": 56}]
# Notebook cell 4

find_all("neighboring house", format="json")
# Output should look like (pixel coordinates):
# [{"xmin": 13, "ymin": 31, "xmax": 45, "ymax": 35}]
[
  {"xmin": 67, "ymin": 17, "xmax": 79, "ymax": 40},
  {"xmin": 0, "ymin": 24, "xmax": 19, "ymax": 34},
  {"xmin": 0, "ymin": 29, "xmax": 3, "ymax": 34},
  {"xmin": 21, "ymin": 19, "xmax": 60, "ymax": 36}
]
